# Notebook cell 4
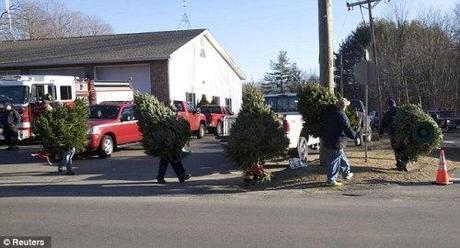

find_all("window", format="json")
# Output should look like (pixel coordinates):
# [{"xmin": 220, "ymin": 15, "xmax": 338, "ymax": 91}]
[
  {"xmin": 212, "ymin": 96, "xmax": 220, "ymax": 105},
  {"xmin": 0, "ymin": 86, "xmax": 29, "ymax": 104},
  {"xmin": 173, "ymin": 101, "xmax": 184, "ymax": 112},
  {"xmin": 89, "ymin": 105, "xmax": 120, "ymax": 119},
  {"xmin": 186, "ymin": 104, "xmax": 195, "ymax": 112},
  {"xmin": 225, "ymin": 98, "xmax": 232, "ymax": 112},
  {"xmin": 200, "ymin": 49, "xmax": 206, "ymax": 58},
  {"xmin": 60, "ymin": 86, "xmax": 72, "ymax": 100},
  {"xmin": 47, "ymin": 85, "xmax": 57, "ymax": 101},
  {"xmin": 185, "ymin": 92, "xmax": 196, "ymax": 108},
  {"xmin": 31, "ymin": 85, "xmax": 45, "ymax": 102},
  {"xmin": 263, "ymin": 95, "xmax": 297, "ymax": 113},
  {"xmin": 201, "ymin": 106, "xmax": 222, "ymax": 114},
  {"xmin": 121, "ymin": 107, "xmax": 135, "ymax": 121}
]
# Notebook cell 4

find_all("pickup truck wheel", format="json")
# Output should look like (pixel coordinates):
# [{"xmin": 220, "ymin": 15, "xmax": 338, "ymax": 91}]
[
  {"xmin": 197, "ymin": 124, "xmax": 205, "ymax": 139},
  {"xmin": 98, "ymin": 135, "xmax": 114, "ymax": 159},
  {"xmin": 297, "ymin": 137, "xmax": 309, "ymax": 163},
  {"xmin": 215, "ymin": 122, "xmax": 224, "ymax": 136}
]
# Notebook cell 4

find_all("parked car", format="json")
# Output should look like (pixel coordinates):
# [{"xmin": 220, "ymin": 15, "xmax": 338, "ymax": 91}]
[
  {"xmin": 86, "ymin": 101, "xmax": 142, "ymax": 158},
  {"xmin": 173, "ymin": 101, "xmax": 207, "ymax": 138},
  {"xmin": 200, "ymin": 105, "xmax": 234, "ymax": 135},
  {"xmin": 349, "ymin": 99, "xmax": 372, "ymax": 145},
  {"xmin": 264, "ymin": 93, "xmax": 320, "ymax": 162},
  {"xmin": 428, "ymin": 110, "xmax": 457, "ymax": 131}
]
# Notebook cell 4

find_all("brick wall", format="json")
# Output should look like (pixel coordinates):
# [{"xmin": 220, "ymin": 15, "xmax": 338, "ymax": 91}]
[{"xmin": 150, "ymin": 60, "xmax": 170, "ymax": 103}]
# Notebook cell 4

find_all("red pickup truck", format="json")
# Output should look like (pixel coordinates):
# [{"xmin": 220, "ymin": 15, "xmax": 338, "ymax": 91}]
[
  {"xmin": 173, "ymin": 101, "xmax": 207, "ymax": 138},
  {"xmin": 200, "ymin": 105, "xmax": 234, "ymax": 135},
  {"xmin": 87, "ymin": 101, "xmax": 142, "ymax": 158}
]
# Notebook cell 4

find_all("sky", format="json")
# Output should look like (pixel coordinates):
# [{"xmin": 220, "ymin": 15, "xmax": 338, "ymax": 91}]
[{"xmin": 56, "ymin": 0, "xmax": 458, "ymax": 81}]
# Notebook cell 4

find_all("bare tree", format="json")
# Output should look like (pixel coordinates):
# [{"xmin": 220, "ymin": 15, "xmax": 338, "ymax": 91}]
[
  {"xmin": 0, "ymin": 0, "xmax": 112, "ymax": 40},
  {"xmin": 339, "ymin": 3, "xmax": 459, "ymax": 111}
]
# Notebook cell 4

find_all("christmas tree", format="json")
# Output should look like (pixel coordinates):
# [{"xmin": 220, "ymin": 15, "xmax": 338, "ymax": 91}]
[
  {"xmin": 32, "ymin": 99, "xmax": 88, "ymax": 155},
  {"xmin": 133, "ymin": 93, "xmax": 190, "ymax": 159},
  {"xmin": 393, "ymin": 104, "xmax": 443, "ymax": 162},
  {"xmin": 226, "ymin": 85, "xmax": 289, "ymax": 182}
]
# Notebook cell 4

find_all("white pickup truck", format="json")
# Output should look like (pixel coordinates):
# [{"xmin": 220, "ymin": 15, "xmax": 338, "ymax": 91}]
[{"xmin": 264, "ymin": 93, "xmax": 320, "ymax": 162}]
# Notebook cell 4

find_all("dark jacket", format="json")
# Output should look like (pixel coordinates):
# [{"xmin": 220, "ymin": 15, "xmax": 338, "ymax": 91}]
[
  {"xmin": 379, "ymin": 106, "xmax": 397, "ymax": 136},
  {"xmin": 321, "ymin": 106, "xmax": 358, "ymax": 150},
  {"xmin": 1, "ymin": 109, "xmax": 21, "ymax": 132}
]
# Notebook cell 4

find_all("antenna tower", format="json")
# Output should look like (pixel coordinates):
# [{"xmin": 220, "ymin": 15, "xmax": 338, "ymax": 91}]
[{"xmin": 177, "ymin": 0, "xmax": 192, "ymax": 30}]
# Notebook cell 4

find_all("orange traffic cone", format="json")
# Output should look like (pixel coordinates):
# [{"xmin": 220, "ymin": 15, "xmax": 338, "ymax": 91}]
[{"xmin": 435, "ymin": 149, "xmax": 452, "ymax": 185}]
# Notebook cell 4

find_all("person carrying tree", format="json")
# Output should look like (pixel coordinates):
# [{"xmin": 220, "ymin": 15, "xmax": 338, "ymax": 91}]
[
  {"xmin": 321, "ymin": 98, "xmax": 359, "ymax": 187},
  {"xmin": 379, "ymin": 99, "xmax": 408, "ymax": 172}
]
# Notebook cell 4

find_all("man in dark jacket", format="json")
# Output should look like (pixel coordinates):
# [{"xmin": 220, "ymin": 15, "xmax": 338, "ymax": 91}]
[
  {"xmin": 379, "ymin": 99, "xmax": 407, "ymax": 171},
  {"xmin": 321, "ymin": 98, "xmax": 359, "ymax": 187},
  {"xmin": 1, "ymin": 103, "xmax": 21, "ymax": 151}
]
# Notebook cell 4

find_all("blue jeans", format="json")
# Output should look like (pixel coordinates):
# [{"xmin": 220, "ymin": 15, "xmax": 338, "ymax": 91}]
[
  {"xmin": 327, "ymin": 149, "xmax": 351, "ymax": 183},
  {"xmin": 58, "ymin": 148, "xmax": 76, "ymax": 171}
]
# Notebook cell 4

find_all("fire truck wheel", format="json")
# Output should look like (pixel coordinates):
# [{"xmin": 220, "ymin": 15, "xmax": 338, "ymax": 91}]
[
  {"xmin": 98, "ymin": 135, "xmax": 114, "ymax": 159},
  {"xmin": 197, "ymin": 124, "xmax": 206, "ymax": 139}
]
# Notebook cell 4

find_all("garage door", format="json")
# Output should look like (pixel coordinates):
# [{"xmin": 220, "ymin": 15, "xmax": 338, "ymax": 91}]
[
  {"xmin": 95, "ymin": 64, "xmax": 151, "ymax": 93},
  {"xmin": 30, "ymin": 67, "xmax": 85, "ymax": 78}
]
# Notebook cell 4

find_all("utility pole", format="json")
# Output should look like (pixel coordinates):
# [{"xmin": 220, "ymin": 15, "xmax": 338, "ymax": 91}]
[
  {"xmin": 318, "ymin": 0, "xmax": 334, "ymax": 93},
  {"xmin": 340, "ymin": 53, "xmax": 344, "ymax": 96},
  {"xmin": 347, "ymin": 0, "xmax": 388, "ymax": 125},
  {"xmin": 318, "ymin": 0, "xmax": 334, "ymax": 166}
]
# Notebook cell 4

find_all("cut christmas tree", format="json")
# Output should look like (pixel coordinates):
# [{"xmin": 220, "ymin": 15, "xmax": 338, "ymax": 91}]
[
  {"xmin": 226, "ymin": 85, "xmax": 289, "ymax": 183},
  {"xmin": 133, "ymin": 93, "xmax": 190, "ymax": 160}
]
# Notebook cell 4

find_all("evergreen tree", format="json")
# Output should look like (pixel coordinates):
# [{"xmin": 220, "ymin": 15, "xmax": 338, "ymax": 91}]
[
  {"xmin": 32, "ymin": 99, "xmax": 88, "ymax": 155},
  {"xmin": 133, "ymin": 93, "xmax": 190, "ymax": 159},
  {"xmin": 264, "ymin": 51, "xmax": 304, "ymax": 93},
  {"xmin": 226, "ymin": 85, "xmax": 289, "ymax": 182},
  {"xmin": 197, "ymin": 95, "xmax": 210, "ymax": 107},
  {"xmin": 393, "ymin": 104, "xmax": 443, "ymax": 163},
  {"xmin": 297, "ymin": 83, "xmax": 338, "ymax": 137}
]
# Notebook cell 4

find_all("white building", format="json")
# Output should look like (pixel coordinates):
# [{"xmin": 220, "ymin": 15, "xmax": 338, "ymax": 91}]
[{"xmin": 0, "ymin": 29, "xmax": 245, "ymax": 112}]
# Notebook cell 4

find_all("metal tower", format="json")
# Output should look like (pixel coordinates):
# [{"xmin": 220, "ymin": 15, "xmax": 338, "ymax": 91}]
[{"xmin": 177, "ymin": 0, "xmax": 192, "ymax": 30}]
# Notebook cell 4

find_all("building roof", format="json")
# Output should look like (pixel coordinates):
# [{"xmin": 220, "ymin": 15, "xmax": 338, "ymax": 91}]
[{"xmin": 0, "ymin": 29, "xmax": 206, "ymax": 68}]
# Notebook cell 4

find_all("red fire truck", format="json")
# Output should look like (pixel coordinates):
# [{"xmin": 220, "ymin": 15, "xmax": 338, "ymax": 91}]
[{"xmin": 0, "ymin": 75, "xmax": 133, "ymax": 141}]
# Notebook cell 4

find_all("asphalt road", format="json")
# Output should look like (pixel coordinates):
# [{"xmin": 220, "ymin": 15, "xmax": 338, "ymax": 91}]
[
  {"xmin": 1, "ymin": 187, "xmax": 459, "ymax": 248},
  {"xmin": 443, "ymin": 130, "xmax": 460, "ymax": 148},
  {"xmin": 1, "ymin": 134, "xmax": 459, "ymax": 247}
]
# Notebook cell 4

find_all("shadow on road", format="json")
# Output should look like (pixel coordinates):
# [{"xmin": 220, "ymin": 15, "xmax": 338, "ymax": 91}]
[{"xmin": 0, "ymin": 146, "xmax": 43, "ymax": 165}]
